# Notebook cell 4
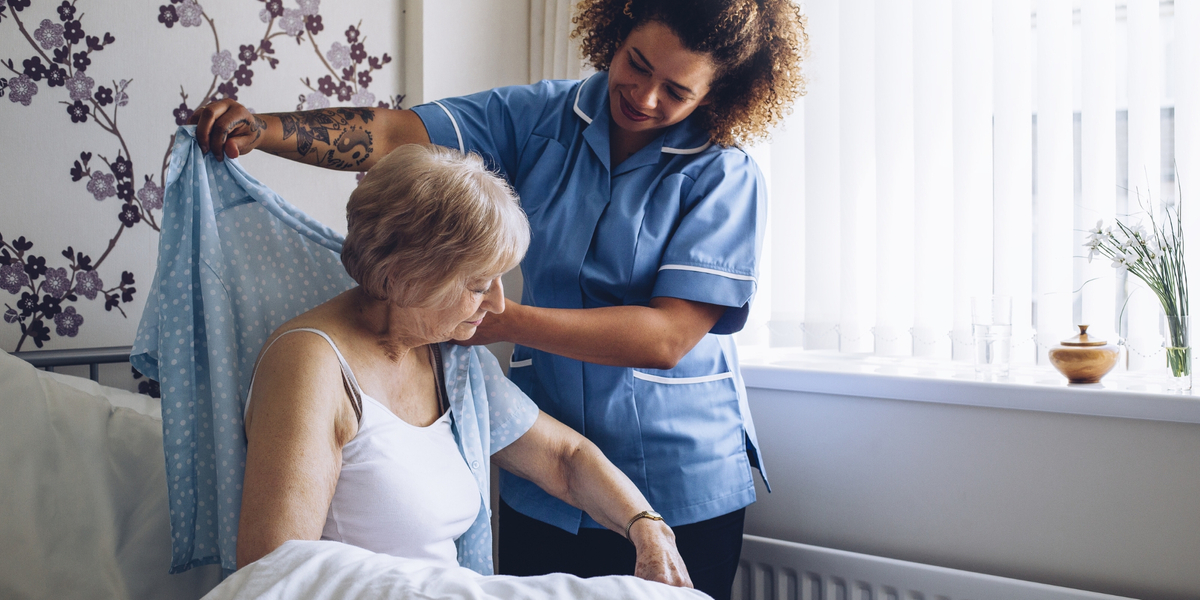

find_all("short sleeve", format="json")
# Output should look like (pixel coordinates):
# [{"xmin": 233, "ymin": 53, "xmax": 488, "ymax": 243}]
[
  {"xmin": 652, "ymin": 150, "xmax": 767, "ymax": 334},
  {"xmin": 473, "ymin": 346, "xmax": 540, "ymax": 454},
  {"xmin": 410, "ymin": 82, "xmax": 556, "ymax": 180}
]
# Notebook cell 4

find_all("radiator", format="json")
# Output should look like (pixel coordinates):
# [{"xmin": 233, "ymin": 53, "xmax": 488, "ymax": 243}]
[{"xmin": 733, "ymin": 535, "xmax": 1135, "ymax": 600}]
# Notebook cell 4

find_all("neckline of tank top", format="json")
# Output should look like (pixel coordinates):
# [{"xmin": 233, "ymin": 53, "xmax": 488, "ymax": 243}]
[{"xmin": 358, "ymin": 392, "xmax": 453, "ymax": 431}]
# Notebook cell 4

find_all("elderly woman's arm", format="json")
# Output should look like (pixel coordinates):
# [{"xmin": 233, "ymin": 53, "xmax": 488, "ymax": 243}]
[
  {"xmin": 237, "ymin": 333, "xmax": 356, "ymax": 568},
  {"xmin": 492, "ymin": 413, "xmax": 693, "ymax": 588},
  {"xmin": 189, "ymin": 98, "xmax": 430, "ymax": 170}
]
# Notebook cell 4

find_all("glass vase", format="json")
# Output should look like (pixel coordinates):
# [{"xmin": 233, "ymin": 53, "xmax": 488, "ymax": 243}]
[{"xmin": 1161, "ymin": 314, "xmax": 1192, "ymax": 392}]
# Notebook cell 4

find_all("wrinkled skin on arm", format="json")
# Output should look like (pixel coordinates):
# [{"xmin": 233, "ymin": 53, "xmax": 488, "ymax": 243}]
[{"xmin": 493, "ymin": 412, "xmax": 694, "ymax": 589}]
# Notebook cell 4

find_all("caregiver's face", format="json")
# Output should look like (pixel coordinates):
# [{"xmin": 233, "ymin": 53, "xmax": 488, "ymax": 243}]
[
  {"xmin": 416, "ymin": 274, "xmax": 505, "ymax": 342},
  {"xmin": 607, "ymin": 20, "xmax": 716, "ymax": 134}
]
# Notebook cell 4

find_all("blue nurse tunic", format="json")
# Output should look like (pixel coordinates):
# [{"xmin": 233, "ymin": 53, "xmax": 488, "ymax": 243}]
[{"xmin": 411, "ymin": 72, "xmax": 770, "ymax": 533}]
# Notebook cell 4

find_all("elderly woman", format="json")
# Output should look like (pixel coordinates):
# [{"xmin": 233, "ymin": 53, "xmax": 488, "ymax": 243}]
[{"xmin": 238, "ymin": 143, "xmax": 690, "ymax": 588}]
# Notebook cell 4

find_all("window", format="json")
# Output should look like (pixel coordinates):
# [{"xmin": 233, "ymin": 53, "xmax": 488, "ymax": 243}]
[{"xmin": 742, "ymin": 0, "xmax": 1198, "ymax": 373}]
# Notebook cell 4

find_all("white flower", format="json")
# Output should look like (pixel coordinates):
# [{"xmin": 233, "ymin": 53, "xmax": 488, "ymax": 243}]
[
  {"xmin": 326, "ymin": 42, "xmax": 351, "ymax": 70},
  {"xmin": 352, "ymin": 89, "xmax": 376, "ymax": 107},
  {"xmin": 279, "ymin": 8, "xmax": 304, "ymax": 36},
  {"xmin": 298, "ymin": 0, "xmax": 320, "ymax": 16},
  {"xmin": 304, "ymin": 91, "xmax": 330, "ymax": 110},
  {"xmin": 211, "ymin": 50, "xmax": 236, "ymax": 80},
  {"xmin": 1088, "ymin": 220, "xmax": 1105, "ymax": 237}
]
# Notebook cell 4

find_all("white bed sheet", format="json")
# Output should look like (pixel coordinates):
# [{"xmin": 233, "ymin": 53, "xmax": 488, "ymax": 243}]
[{"xmin": 204, "ymin": 540, "xmax": 712, "ymax": 600}]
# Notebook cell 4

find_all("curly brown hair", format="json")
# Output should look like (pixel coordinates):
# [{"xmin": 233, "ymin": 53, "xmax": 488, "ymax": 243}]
[{"xmin": 573, "ymin": 0, "xmax": 808, "ymax": 147}]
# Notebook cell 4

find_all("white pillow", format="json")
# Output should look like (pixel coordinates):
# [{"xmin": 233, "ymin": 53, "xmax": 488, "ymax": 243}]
[
  {"xmin": 41, "ymin": 367, "xmax": 163, "ymax": 419},
  {"xmin": 0, "ymin": 349, "xmax": 221, "ymax": 600}
]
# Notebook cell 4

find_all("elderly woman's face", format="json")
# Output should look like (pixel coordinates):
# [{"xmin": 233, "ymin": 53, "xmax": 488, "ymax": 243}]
[{"xmin": 413, "ymin": 274, "xmax": 506, "ymax": 342}]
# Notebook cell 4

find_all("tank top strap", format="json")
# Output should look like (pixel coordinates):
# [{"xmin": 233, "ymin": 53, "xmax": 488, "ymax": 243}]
[{"xmin": 245, "ymin": 327, "xmax": 365, "ymax": 423}]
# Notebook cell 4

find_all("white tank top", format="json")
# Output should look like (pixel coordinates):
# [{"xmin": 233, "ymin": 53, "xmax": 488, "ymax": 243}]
[{"xmin": 247, "ymin": 328, "xmax": 480, "ymax": 568}]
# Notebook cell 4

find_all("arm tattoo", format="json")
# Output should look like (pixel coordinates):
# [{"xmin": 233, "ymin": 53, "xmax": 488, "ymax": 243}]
[
  {"xmin": 229, "ymin": 115, "xmax": 269, "ymax": 145},
  {"xmin": 270, "ymin": 108, "xmax": 377, "ymax": 170}
]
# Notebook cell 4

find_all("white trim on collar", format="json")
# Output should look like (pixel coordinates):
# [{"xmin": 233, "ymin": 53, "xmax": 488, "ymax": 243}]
[
  {"xmin": 573, "ymin": 73, "xmax": 598, "ymax": 124},
  {"xmin": 662, "ymin": 142, "xmax": 712, "ymax": 154},
  {"xmin": 431, "ymin": 100, "xmax": 464, "ymax": 153}
]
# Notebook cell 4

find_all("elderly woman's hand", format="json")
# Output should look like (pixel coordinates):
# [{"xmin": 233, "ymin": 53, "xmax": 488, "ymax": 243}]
[{"xmin": 629, "ymin": 519, "xmax": 693, "ymax": 588}]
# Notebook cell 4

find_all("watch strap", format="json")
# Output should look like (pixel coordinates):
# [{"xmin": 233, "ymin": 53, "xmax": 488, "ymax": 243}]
[{"xmin": 623, "ymin": 510, "xmax": 664, "ymax": 540}]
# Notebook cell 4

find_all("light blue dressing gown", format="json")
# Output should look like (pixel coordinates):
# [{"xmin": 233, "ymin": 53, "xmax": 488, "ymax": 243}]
[
  {"xmin": 411, "ymin": 72, "xmax": 771, "ymax": 534},
  {"xmin": 130, "ymin": 127, "xmax": 539, "ymax": 575}
]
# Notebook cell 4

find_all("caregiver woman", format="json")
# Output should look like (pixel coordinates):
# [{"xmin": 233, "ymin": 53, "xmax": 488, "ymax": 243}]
[{"xmin": 193, "ymin": 1, "xmax": 807, "ymax": 597}]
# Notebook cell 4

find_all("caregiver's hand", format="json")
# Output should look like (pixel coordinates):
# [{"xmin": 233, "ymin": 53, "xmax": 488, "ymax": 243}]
[
  {"xmin": 190, "ymin": 99, "xmax": 266, "ymax": 161},
  {"xmin": 630, "ymin": 521, "xmax": 694, "ymax": 589},
  {"xmin": 458, "ymin": 298, "xmax": 521, "ymax": 347}
]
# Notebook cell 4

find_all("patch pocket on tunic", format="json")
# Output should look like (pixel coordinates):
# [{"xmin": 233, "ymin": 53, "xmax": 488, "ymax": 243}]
[
  {"xmin": 630, "ymin": 369, "xmax": 749, "ymax": 505},
  {"xmin": 506, "ymin": 348, "xmax": 535, "ymax": 391},
  {"xmin": 508, "ymin": 348, "xmax": 533, "ymax": 371},
  {"xmin": 631, "ymin": 371, "xmax": 734, "ymax": 385}
]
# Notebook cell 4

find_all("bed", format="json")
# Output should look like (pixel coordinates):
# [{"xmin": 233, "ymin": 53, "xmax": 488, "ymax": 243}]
[
  {"xmin": 1, "ymin": 345, "xmax": 223, "ymax": 599},
  {"xmin": 1, "ymin": 344, "xmax": 710, "ymax": 600}
]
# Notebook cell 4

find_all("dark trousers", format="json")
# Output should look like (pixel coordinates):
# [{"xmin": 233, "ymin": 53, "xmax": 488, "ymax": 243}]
[{"xmin": 499, "ymin": 499, "xmax": 745, "ymax": 600}]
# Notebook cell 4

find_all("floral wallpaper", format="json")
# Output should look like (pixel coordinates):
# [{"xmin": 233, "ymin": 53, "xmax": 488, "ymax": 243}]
[{"xmin": 0, "ymin": 0, "xmax": 401, "ymax": 380}]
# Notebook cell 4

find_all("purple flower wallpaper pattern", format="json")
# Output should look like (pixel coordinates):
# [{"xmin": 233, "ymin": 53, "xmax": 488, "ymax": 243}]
[{"xmin": 0, "ymin": 0, "xmax": 401, "ymax": 359}]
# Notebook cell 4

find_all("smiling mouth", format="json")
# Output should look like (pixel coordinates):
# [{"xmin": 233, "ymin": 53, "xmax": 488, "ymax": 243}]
[
  {"xmin": 466, "ymin": 317, "xmax": 484, "ymax": 326},
  {"xmin": 619, "ymin": 95, "xmax": 651, "ymax": 122}
]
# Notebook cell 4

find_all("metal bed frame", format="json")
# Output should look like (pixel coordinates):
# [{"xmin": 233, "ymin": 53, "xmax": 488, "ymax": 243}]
[{"xmin": 12, "ymin": 346, "xmax": 133, "ymax": 383}]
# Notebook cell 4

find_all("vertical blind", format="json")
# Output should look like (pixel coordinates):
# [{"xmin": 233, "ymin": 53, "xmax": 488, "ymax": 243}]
[
  {"xmin": 749, "ymin": 0, "xmax": 1199, "ymax": 369},
  {"xmin": 530, "ymin": 0, "xmax": 590, "ymax": 81}
]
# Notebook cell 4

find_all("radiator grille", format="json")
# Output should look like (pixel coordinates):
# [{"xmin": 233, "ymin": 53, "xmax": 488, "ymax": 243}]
[{"xmin": 733, "ymin": 535, "xmax": 1134, "ymax": 600}]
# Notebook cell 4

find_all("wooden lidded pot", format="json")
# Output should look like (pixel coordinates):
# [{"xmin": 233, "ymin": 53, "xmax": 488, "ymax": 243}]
[{"xmin": 1048, "ymin": 325, "xmax": 1120, "ymax": 384}]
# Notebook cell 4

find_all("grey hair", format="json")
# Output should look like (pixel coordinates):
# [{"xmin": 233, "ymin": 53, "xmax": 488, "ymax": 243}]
[{"xmin": 341, "ymin": 144, "xmax": 530, "ymax": 307}]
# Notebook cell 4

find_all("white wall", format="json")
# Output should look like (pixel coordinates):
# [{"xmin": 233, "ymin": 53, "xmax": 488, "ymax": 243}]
[
  {"xmin": 743, "ymin": 385, "xmax": 1200, "ymax": 600},
  {"xmin": 404, "ymin": 0, "xmax": 531, "ymax": 373},
  {"xmin": 405, "ymin": 0, "xmax": 530, "ymax": 105}
]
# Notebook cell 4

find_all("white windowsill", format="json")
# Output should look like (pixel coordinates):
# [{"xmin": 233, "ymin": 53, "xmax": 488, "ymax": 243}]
[{"xmin": 737, "ymin": 348, "xmax": 1200, "ymax": 425}]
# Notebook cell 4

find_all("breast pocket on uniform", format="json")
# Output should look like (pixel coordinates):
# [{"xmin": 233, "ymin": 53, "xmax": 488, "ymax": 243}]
[{"xmin": 515, "ymin": 136, "xmax": 568, "ymax": 217}]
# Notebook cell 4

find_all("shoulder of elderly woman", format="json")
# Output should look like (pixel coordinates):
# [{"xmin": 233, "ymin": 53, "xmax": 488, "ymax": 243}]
[{"xmin": 246, "ymin": 329, "xmax": 358, "ymax": 444}]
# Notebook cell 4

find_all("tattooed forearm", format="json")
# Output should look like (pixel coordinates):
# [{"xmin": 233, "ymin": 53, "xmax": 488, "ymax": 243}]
[
  {"xmin": 327, "ymin": 127, "xmax": 374, "ymax": 169},
  {"xmin": 268, "ymin": 108, "xmax": 377, "ymax": 170},
  {"xmin": 334, "ymin": 107, "xmax": 377, "ymax": 124},
  {"xmin": 278, "ymin": 113, "xmax": 299, "ymax": 145}
]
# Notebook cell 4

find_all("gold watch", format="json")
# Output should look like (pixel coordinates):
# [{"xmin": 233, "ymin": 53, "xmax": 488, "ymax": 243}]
[{"xmin": 624, "ymin": 509, "xmax": 664, "ymax": 540}]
